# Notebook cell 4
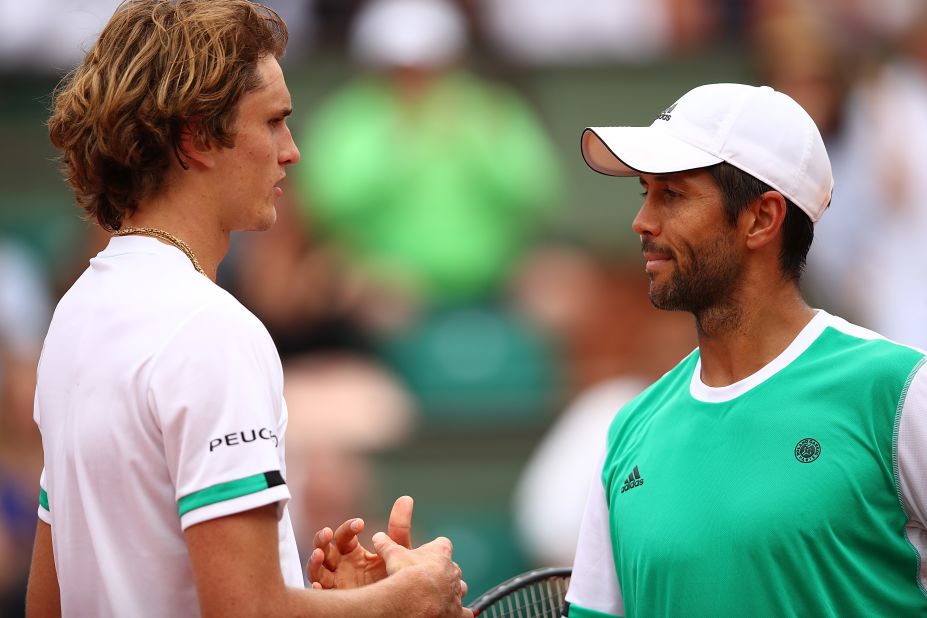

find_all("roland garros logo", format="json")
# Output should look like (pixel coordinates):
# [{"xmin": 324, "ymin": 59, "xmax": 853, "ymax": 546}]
[{"xmin": 794, "ymin": 438, "xmax": 821, "ymax": 463}]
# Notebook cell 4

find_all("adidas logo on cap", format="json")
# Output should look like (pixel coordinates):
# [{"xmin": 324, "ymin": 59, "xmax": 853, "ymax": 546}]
[{"xmin": 656, "ymin": 102, "xmax": 677, "ymax": 122}]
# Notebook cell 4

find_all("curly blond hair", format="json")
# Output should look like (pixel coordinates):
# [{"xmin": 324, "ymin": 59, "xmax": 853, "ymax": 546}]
[{"xmin": 48, "ymin": 0, "xmax": 288, "ymax": 231}]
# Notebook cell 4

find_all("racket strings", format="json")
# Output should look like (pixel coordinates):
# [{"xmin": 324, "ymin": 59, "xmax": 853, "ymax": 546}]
[{"xmin": 479, "ymin": 576, "xmax": 570, "ymax": 618}]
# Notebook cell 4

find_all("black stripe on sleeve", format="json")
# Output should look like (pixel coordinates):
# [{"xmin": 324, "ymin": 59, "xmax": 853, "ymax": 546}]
[{"xmin": 264, "ymin": 470, "xmax": 285, "ymax": 488}]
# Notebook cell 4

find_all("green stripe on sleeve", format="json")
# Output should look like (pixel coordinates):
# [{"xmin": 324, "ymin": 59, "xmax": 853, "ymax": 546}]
[
  {"xmin": 177, "ymin": 471, "xmax": 283, "ymax": 517},
  {"xmin": 39, "ymin": 487, "xmax": 49, "ymax": 512},
  {"xmin": 568, "ymin": 605, "xmax": 622, "ymax": 618}
]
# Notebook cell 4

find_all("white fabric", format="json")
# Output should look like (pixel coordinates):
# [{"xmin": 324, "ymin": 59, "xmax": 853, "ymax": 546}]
[
  {"xmin": 582, "ymin": 83, "xmax": 834, "ymax": 222},
  {"xmin": 690, "ymin": 309, "xmax": 927, "ymax": 563},
  {"xmin": 897, "ymin": 358, "xmax": 927, "ymax": 590},
  {"xmin": 350, "ymin": 0, "xmax": 467, "ymax": 69},
  {"xmin": 564, "ymin": 449, "xmax": 623, "ymax": 618},
  {"xmin": 35, "ymin": 236, "xmax": 302, "ymax": 617},
  {"xmin": 688, "ymin": 310, "xmax": 829, "ymax": 403},
  {"xmin": 514, "ymin": 377, "xmax": 647, "ymax": 566},
  {"xmin": 478, "ymin": 0, "xmax": 671, "ymax": 65},
  {"xmin": 567, "ymin": 311, "xmax": 927, "ymax": 613},
  {"xmin": 689, "ymin": 310, "xmax": 923, "ymax": 403}
]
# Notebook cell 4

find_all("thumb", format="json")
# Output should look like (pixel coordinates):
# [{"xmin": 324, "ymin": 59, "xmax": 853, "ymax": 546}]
[
  {"xmin": 372, "ymin": 531, "xmax": 398, "ymax": 557},
  {"xmin": 372, "ymin": 532, "xmax": 408, "ymax": 575},
  {"xmin": 387, "ymin": 495, "xmax": 414, "ymax": 549}
]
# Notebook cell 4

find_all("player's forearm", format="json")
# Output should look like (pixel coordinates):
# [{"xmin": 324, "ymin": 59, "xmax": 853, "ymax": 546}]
[
  {"xmin": 282, "ymin": 566, "xmax": 454, "ymax": 617},
  {"xmin": 26, "ymin": 521, "xmax": 61, "ymax": 618}
]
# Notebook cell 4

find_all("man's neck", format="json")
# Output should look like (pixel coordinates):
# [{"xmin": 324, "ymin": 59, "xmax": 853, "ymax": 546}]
[
  {"xmin": 122, "ymin": 189, "xmax": 228, "ymax": 282},
  {"xmin": 694, "ymin": 282, "xmax": 815, "ymax": 387}
]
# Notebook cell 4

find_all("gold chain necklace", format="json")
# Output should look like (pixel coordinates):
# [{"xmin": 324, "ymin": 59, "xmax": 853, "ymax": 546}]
[{"xmin": 112, "ymin": 227, "xmax": 207, "ymax": 276}]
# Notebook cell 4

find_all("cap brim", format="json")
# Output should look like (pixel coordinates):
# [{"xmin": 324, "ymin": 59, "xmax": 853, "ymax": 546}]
[{"xmin": 581, "ymin": 126, "xmax": 723, "ymax": 176}]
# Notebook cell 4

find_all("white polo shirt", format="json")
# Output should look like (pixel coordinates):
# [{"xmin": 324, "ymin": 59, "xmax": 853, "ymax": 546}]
[{"xmin": 35, "ymin": 236, "xmax": 303, "ymax": 616}]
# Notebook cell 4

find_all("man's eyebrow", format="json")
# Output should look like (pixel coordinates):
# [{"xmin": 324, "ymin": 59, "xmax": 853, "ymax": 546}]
[
  {"xmin": 642, "ymin": 174, "xmax": 692, "ymax": 187},
  {"xmin": 280, "ymin": 107, "xmax": 293, "ymax": 117}
]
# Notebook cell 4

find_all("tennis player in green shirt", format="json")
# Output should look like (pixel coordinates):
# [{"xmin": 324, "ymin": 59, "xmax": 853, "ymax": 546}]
[{"xmin": 565, "ymin": 82, "xmax": 927, "ymax": 617}]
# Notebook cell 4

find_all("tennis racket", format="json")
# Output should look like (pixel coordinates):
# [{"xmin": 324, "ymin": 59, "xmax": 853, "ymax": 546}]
[{"xmin": 468, "ymin": 566, "xmax": 571, "ymax": 617}]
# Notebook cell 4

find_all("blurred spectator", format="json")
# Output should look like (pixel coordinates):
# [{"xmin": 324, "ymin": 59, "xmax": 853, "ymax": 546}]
[
  {"xmin": 750, "ymin": 4, "xmax": 868, "ymax": 322},
  {"xmin": 513, "ymin": 377, "xmax": 647, "ymax": 566},
  {"xmin": 0, "ymin": 240, "xmax": 51, "ymax": 614},
  {"xmin": 221, "ymin": 193, "xmax": 381, "ymax": 358},
  {"xmin": 0, "ymin": 0, "xmax": 314, "ymax": 71},
  {"xmin": 511, "ymin": 251, "xmax": 694, "ymax": 566},
  {"xmin": 0, "ymin": 0, "xmax": 118, "ymax": 71},
  {"xmin": 847, "ymin": 9, "xmax": 927, "ymax": 348},
  {"xmin": 510, "ymin": 247, "xmax": 694, "ymax": 394},
  {"xmin": 261, "ymin": 0, "xmax": 315, "ymax": 58},
  {"xmin": 797, "ymin": 0, "xmax": 924, "ymax": 53},
  {"xmin": 753, "ymin": 2, "xmax": 927, "ymax": 348},
  {"xmin": 476, "ymin": 0, "xmax": 720, "ymax": 66},
  {"xmin": 0, "ymin": 241, "xmax": 51, "ymax": 356},
  {"xmin": 297, "ymin": 0, "xmax": 563, "ymax": 316},
  {"xmin": 283, "ymin": 354, "xmax": 415, "ymax": 568}
]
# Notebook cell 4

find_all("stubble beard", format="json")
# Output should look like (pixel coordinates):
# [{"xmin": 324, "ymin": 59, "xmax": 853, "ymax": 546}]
[
  {"xmin": 646, "ymin": 235, "xmax": 744, "ymax": 336},
  {"xmin": 244, "ymin": 198, "xmax": 278, "ymax": 233},
  {"xmin": 256, "ymin": 205, "xmax": 277, "ymax": 232}
]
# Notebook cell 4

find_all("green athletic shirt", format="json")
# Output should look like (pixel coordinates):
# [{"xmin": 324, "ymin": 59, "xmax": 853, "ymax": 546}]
[{"xmin": 564, "ymin": 310, "xmax": 927, "ymax": 617}]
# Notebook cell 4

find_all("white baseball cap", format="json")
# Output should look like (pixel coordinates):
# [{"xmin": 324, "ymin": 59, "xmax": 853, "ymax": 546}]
[
  {"xmin": 350, "ymin": 0, "xmax": 467, "ymax": 69},
  {"xmin": 581, "ymin": 83, "xmax": 834, "ymax": 222}
]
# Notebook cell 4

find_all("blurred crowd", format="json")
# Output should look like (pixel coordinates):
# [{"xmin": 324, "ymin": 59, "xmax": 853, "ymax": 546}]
[{"xmin": 2, "ymin": 0, "xmax": 927, "ymax": 608}]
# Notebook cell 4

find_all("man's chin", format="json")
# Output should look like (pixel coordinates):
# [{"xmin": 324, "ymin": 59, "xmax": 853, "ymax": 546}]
[
  {"xmin": 250, "ymin": 207, "xmax": 277, "ymax": 232},
  {"xmin": 648, "ymin": 285, "xmax": 684, "ymax": 312}
]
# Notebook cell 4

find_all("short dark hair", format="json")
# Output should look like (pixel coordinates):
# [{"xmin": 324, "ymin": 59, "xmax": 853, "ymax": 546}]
[{"xmin": 707, "ymin": 162, "xmax": 814, "ymax": 281}]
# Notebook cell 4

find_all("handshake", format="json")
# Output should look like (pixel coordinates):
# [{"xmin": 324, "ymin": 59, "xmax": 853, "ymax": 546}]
[{"xmin": 307, "ymin": 495, "xmax": 473, "ymax": 618}]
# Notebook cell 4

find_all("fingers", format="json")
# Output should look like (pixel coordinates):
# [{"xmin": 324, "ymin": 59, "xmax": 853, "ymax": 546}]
[
  {"xmin": 313, "ymin": 527, "xmax": 333, "ymax": 549},
  {"xmin": 311, "ymin": 526, "xmax": 342, "ymax": 571},
  {"xmin": 371, "ymin": 531, "xmax": 397, "ymax": 557},
  {"xmin": 461, "ymin": 609, "xmax": 474, "ymax": 618},
  {"xmin": 387, "ymin": 495, "xmax": 414, "ymax": 549},
  {"xmin": 451, "ymin": 560, "xmax": 465, "ymax": 599},
  {"xmin": 420, "ymin": 535, "xmax": 453, "ymax": 559},
  {"xmin": 307, "ymin": 547, "xmax": 336, "ymax": 589},
  {"xmin": 307, "ymin": 546, "xmax": 324, "ymax": 582},
  {"xmin": 332, "ymin": 518, "xmax": 364, "ymax": 555}
]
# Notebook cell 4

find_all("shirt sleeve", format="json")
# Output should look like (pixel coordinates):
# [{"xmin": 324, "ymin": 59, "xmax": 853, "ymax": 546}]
[
  {"xmin": 37, "ymin": 467, "xmax": 51, "ymax": 524},
  {"xmin": 897, "ymin": 358, "xmax": 927, "ymax": 590},
  {"xmin": 34, "ymin": 387, "xmax": 52, "ymax": 524},
  {"xmin": 147, "ymin": 301, "xmax": 291, "ymax": 530},
  {"xmin": 564, "ymin": 448, "xmax": 624, "ymax": 618}
]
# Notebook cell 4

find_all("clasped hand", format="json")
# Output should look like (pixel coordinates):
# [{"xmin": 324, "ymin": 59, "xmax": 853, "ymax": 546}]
[{"xmin": 307, "ymin": 496, "xmax": 468, "ymax": 605}]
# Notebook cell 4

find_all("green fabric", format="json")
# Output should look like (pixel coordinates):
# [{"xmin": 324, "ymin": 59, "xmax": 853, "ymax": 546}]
[
  {"xmin": 177, "ymin": 473, "xmax": 270, "ymax": 517},
  {"xmin": 568, "ymin": 604, "xmax": 622, "ymax": 618},
  {"xmin": 39, "ymin": 487, "xmax": 49, "ymax": 512},
  {"xmin": 299, "ymin": 72, "xmax": 562, "ymax": 303},
  {"xmin": 602, "ymin": 326, "xmax": 927, "ymax": 616}
]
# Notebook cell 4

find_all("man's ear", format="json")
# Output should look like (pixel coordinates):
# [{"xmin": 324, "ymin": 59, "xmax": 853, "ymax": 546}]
[
  {"xmin": 176, "ymin": 120, "xmax": 217, "ymax": 169},
  {"xmin": 744, "ymin": 190, "xmax": 787, "ymax": 251}
]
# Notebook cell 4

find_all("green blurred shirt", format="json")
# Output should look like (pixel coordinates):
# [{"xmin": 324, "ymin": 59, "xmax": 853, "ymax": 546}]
[{"xmin": 299, "ymin": 71, "xmax": 562, "ymax": 304}]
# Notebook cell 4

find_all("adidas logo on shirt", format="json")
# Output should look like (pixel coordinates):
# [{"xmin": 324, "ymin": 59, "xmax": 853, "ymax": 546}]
[{"xmin": 620, "ymin": 465, "xmax": 644, "ymax": 493}]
